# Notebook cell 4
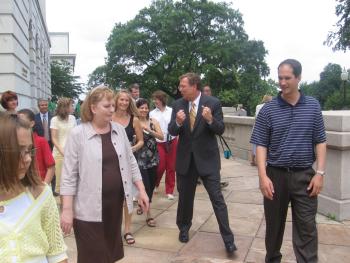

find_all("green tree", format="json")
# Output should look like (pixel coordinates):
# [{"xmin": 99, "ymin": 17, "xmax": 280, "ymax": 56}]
[
  {"xmin": 300, "ymin": 63, "xmax": 349, "ymax": 109},
  {"xmin": 105, "ymin": 0, "xmax": 270, "ymax": 113},
  {"xmin": 325, "ymin": 0, "xmax": 350, "ymax": 51},
  {"xmin": 51, "ymin": 61, "xmax": 83, "ymax": 100},
  {"xmin": 87, "ymin": 65, "xmax": 108, "ymax": 88}
]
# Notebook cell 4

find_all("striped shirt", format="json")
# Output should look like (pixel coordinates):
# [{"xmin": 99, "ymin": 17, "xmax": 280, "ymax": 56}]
[{"xmin": 250, "ymin": 92, "xmax": 326, "ymax": 167}]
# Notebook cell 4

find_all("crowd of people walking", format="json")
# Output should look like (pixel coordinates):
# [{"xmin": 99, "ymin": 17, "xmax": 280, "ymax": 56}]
[{"xmin": 0, "ymin": 59, "xmax": 327, "ymax": 263}]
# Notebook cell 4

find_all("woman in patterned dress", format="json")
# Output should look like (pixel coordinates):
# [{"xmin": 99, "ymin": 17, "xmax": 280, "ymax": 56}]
[{"xmin": 136, "ymin": 98, "xmax": 164, "ymax": 226}]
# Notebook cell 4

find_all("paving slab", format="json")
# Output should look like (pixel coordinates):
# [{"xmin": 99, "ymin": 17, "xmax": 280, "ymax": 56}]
[
  {"xmin": 226, "ymin": 189, "xmax": 263, "ymax": 205},
  {"xmin": 178, "ymin": 232, "xmax": 252, "ymax": 262},
  {"xmin": 120, "ymin": 246, "xmax": 176, "ymax": 263},
  {"xmin": 318, "ymin": 243, "xmax": 350, "ymax": 263},
  {"xmin": 132, "ymin": 226, "xmax": 188, "ymax": 252},
  {"xmin": 245, "ymin": 238, "xmax": 296, "ymax": 263},
  {"xmin": 62, "ymin": 158, "xmax": 350, "ymax": 262},
  {"xmin": 318, "ymin": 224, "xmax": 350, "ymax": 246},
  {"xmin": 201, "ymin": 214, "xmax": 262, "ymax": 237}
]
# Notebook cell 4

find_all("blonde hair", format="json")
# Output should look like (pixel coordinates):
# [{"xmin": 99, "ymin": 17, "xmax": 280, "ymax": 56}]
[
  {"xmin": 80, "ymin": 85, "xmax": 115, "ymax": 123},
  {"xmin": 55, "ymin": 97, "xmax": 73, "ymax": 120},
  {"xmin": 114, "ymin": 90, "xmax": 139, "ymax": 117},
  {"xmin": 261, "ymin": 95, "xmax": 273, "ymax": 103}
]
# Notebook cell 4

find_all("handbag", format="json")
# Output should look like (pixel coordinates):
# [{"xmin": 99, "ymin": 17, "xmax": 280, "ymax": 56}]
[{"xmin": 219, "ymin": 135, "xmax": 233, "ymax": 159}]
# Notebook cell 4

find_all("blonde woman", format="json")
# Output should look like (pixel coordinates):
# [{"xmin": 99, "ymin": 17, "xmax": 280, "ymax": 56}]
[
  {"xmin": 112, "ymin": 90, "xmax": 144, "ymax": 245},
  {"xmin": 50, "ymin": 97, "xmax": 76, "ymax": 193},
  {"xmin": 60, "ymin": 86, "xmax": 149, "ymax": 262}
]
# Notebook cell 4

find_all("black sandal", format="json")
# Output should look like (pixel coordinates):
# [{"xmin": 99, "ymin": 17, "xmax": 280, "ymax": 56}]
[
  {"xmin": 123, "ymin": 232, "xmax": 135, "ymax": 245},
  {"xmin": 146, "ymin": 218, "xmax": 156, "ymax": 227}
]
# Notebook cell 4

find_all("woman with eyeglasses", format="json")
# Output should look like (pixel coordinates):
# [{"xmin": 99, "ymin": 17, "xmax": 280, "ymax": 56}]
[
  {"xmin": 18, "ymin": 108, "xmax": 55, "ymax": 184},
  {"xmin": 60, "ymin": 86, "xmax": 149, "ymax": 263},
  {"xmin": 0, "ymin": 112, "xmax": 68, "ymax": 263}
]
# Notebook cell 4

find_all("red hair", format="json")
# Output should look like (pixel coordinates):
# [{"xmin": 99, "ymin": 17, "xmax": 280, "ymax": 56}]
[{"xmin": 1, "ymin": 90, "xmax": 18, "ymax": 110}]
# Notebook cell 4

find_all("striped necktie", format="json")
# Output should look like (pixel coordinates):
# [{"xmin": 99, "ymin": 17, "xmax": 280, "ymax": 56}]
[
  {"xmin": 190, "ymin": 102, "xmax": 196, "ymax": 131},
  {"xmin": 42, "ymin": 114, "xmax": 49, "ymax": 141}
]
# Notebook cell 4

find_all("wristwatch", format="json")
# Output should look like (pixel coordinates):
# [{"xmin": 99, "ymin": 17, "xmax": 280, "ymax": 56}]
[{"xmin": 316, "ymin": 170, "xmax": 325, "ymax": 176}]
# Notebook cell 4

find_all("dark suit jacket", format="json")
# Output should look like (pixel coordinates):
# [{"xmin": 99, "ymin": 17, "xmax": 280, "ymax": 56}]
[
  {"xmin": 168, "ymin": 94, "xmax": 224, "ymax": 176},
  {"xmin": 34, "ymin": 112, "xmax": 52, "ymax": 143}
]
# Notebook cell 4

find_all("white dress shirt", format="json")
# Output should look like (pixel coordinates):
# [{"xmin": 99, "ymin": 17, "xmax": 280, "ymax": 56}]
[{"xmin": 150, "ymin": 106, "xmax": 175, "ymax": 142}]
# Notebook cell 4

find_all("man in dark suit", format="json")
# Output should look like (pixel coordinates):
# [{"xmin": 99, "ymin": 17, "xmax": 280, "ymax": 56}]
[
  {"xmin": 34, "ymin": 98, "xmax": 57, "ymax": 195},
  {"xmin": 168, "ymin": 73, "xmax": 236, "ymax": 254},
  {"xmin": 34, "ymin": 98, "xmax": 52, "ymax": 148}
]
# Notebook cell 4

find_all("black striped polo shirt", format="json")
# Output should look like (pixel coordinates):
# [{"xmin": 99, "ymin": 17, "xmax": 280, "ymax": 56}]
[{"xmin": 250, "ymin": 92, "xmax": 326, "ymax": 168}]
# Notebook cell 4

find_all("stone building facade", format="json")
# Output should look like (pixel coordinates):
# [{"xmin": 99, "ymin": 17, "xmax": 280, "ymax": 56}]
[{"xmin": 0, "ymin": 0, "xmax": 51, "ymax": 109}]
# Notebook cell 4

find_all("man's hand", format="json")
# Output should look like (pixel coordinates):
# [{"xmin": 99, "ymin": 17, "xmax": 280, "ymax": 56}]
[
  {"xmin": 201, "ymin": 106, "xmax": 213, "ymax": 123},
  {"xmin": 307, "ymin": 174, "xmax": 323, "ymax": 196},
  {"xmin": 259, "ymin": 175, "xmax": 274, "ymax": 200},
  {"xmin": 176, "ymin": 109, "xmax": 186, "ymax": 125}
]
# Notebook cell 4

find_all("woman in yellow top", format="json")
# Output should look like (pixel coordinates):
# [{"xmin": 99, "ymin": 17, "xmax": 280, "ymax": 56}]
[
  {"xmin": 0, "ymin": 112, "xmax": 67, "ymax": 263},
  {"xmin": 112, "ymin": 90, "xmax": 144, "ymax": 245},
  {"xmin": 50, "ymin": 98, "xmax": 76, "ymax": 194}
]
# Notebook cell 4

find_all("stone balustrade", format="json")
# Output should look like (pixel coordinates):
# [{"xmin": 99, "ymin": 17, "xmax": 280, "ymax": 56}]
[{"xmin": 222, "ymin": 111, "xmax": 350, "ymax": 220}]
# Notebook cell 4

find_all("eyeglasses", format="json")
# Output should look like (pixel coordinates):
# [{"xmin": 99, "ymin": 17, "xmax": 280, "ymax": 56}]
[
  {"xmin": 20, "ymin": 148, "xmax": 36, "ymax": 159},
  {"xmin": 0, "ymin": 148, "xmax": 36, "ymax": 159}
]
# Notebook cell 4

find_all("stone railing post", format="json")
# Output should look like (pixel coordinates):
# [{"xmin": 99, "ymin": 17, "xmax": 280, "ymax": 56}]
[
  {"xmin": 318, "ymin": 111, "xmax": 350, "ymax": 220},
  {"xmin": 222, "ymin": 115, "xmax": 255, "ymax": 160}
]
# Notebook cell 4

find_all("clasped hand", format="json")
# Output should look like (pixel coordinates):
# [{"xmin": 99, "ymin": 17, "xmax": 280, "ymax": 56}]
[{"xmin": 176, "ymin": 106, "xmax": 213, "ymax": 125}]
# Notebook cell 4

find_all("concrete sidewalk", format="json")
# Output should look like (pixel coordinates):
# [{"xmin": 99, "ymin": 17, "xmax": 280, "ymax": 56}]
[{"xmin": 64, "ymin": 158, "xmax": 350, "ymax": 262}]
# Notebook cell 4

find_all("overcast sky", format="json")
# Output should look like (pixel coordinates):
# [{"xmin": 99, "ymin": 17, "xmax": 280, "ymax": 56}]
[{"xmin": 46, "ymin": 0, "xmax": 350, "ymax": 85}]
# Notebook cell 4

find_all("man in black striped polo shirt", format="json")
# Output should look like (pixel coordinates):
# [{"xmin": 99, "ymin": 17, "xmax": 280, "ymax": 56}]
[{"xmin": 250, "ymin": 59, "xmax": 327, "ymax": 263}]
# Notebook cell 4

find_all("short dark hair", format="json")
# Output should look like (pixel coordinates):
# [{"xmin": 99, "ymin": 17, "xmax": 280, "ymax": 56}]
[
  {"xmin": 278, "ymin": 59, "xmax": 302, "ymax": 78},
  {"xmin": 37, "ymin": 98, "xmax": 48, "ymax": 106},
  {"xmin": 179, "ymin": 73, "xmax": 201, "ymax": 90},
  {"xmin": 128, "ymin": 83, "xmax": 140, "ymax": 92},
  {"xmin": 136, "ymin": 98, "xmax": 149, "ymax": 109},
  {"xmin": 136, "ymin": 98, "xmax": 150, "ymax": 119},
  {"xmin": 1, "ymin": 90, "xmax": 18, "ymax": 109},
  {"xmin": 18, "ymin": 108, "xmax": 35, "ymax": 122},
  {"xmin": 151, "ymin": 90, "xmax": 167, "ymax": 106}
]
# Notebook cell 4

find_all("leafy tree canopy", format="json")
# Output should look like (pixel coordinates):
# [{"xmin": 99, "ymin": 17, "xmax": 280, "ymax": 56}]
[
  {"xmin": 87, "ymin": 65, "xmax": 108, "ymax": 88},
  {"xmin": 104, "ymin": 0, "xmax": 272, "ymax": 114},
  {"xmin": 300, "ymin": 63, "xmax": 350, "ymax": 109},
  {"xmin": 51, "ymin": 60, "xmax": 83, "ymax": 101},
  {"xmin": 325, "ymin": 0, "xmax": 350, "ymax": 51}
]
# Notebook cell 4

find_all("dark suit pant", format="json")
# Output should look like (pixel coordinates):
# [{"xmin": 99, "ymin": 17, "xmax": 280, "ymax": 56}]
[
  {"xmin": 264, "ymin": 167, "xmax": 318, "ymax": 263},
  {"xmin": 176, "ymin": 157, "xmax": 234, "ymax": 244}
]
